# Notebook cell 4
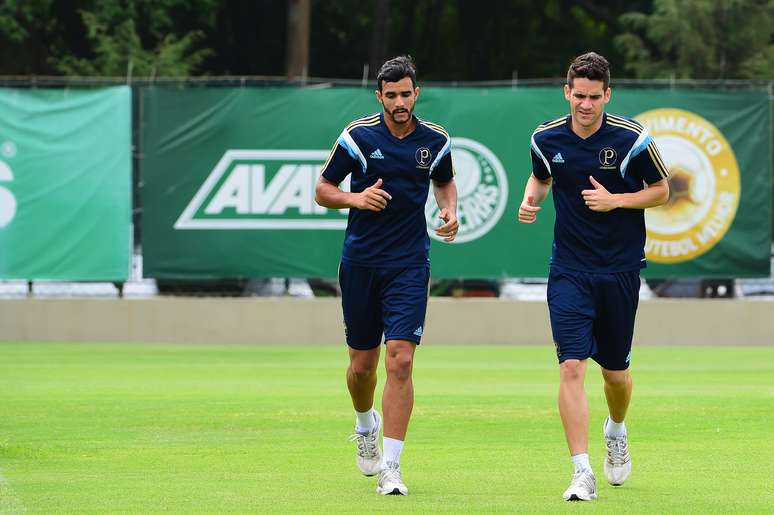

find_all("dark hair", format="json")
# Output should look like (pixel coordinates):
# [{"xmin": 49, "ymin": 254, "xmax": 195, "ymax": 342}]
[
  {"xmin": 376, "ymin": 55, "xmax": 417, "ymax": 91},
  {"xmin": 567, "ymin": 52, "xmax": 610, "ymax": 89}
]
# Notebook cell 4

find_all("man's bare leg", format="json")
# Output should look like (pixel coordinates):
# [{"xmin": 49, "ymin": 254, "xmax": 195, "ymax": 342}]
[
  {"xmin": 376, "ymin": 339, "xmax": 416, "ymax": 496},
  {"xmin": 558, "ymin": 359, "xmax": 589, "ymax": 456},
  {"xmin": 382, "ymin": 340, "xmax": 416, "ymax": 442},
  {"xmin": 347, "ymin": 346, "xmax": 380, "ymax": 412}
]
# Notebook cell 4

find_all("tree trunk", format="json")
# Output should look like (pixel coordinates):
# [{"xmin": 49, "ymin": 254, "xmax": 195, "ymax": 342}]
[
  {"xmin": 286, "ymin": 0, "xmax": 311, "ymax": 79},
  {"xmin": 369, "ymin": 0, "xmax": 391, "ymax": 79}
]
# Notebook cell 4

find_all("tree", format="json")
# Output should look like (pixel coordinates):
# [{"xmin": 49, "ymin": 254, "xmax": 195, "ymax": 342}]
[
  {"xmin": 615, "ymin": 0, "xmax": 774, "ymax": 79},
  {"xmin": 52, "ymin": 0, "xmax": 218, "ymax": 77},
  {"xmin": 368, "ymin": 0, "xmax": 391, "ymax": 79},
  {"xmin": 285, "ymin": 0, "xmax": 310, "ymax": 79},
  {"xmin": 0, "ymin": 0, "xmax": 69, "ymax": 75}
]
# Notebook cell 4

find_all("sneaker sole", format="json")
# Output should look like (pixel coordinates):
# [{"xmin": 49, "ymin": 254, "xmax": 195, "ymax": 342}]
[
  {"xmin": 566, "ymin": 494, "xmax": 597, "ymax": 501},
  {"xmin": 377, "ymin": 488, "xmax": 407, "ymax": 496}
]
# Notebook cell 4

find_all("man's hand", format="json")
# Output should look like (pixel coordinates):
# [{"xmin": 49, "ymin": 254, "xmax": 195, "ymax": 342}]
[
  {"xmin": 518, "ymin": 195, "xmax": 541, "ymax": 224},
  {"xmin": 435, "ymin": 207, "xmax": 459, "ymax": 242},
  {"xmin": 581, "ymin": 176, "xmax": 619, "ymax": 212},
  {"xmin": 354, "ymin": 178, "xmax": 392, "ymax": 211}
]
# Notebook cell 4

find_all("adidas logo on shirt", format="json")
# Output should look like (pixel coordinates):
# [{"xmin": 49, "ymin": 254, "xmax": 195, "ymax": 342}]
[
  {"xmin": 552, "ymin": 152, "xmax": 565, "ymax": 163},
  {"xmin": 370, "ymin": 148, "xmax": 385, "ymax": 159}
]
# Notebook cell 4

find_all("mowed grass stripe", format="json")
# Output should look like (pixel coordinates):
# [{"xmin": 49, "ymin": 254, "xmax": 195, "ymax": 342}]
[
  {"xmin": 0, "ymin": 470, "xmax": 26, "ymax": 514},
  {"xmin": 0, "ymin": 343, "xmax": 772, "ymax": 513}
]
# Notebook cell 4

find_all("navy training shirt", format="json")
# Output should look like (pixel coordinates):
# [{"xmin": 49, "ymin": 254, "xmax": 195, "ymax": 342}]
[
  {"xmin": 530, "ymin": 112, "xmax": 669, "ymax": 273},
  {"xmin": 321, "ymin": 112, "xmax": 454, "ymax": 267}
]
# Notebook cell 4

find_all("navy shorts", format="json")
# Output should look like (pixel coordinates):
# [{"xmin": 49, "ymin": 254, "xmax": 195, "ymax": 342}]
[
  {"xmin": 547, "ymin": 265, "xmax": 640, "ymax": 370},
  {"xmin": 339, "ymin": 263, "xmax": 430, "ymax": 350}
]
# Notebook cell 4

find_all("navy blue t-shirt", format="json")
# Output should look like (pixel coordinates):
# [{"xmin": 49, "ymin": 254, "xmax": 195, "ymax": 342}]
[
  {"xmin": 322, "ymin": 113, "xmax": 454, "ymax": 267},
  {"xmin": 530, "ymin": 113, "xmax": 669, "ymax": 273}
]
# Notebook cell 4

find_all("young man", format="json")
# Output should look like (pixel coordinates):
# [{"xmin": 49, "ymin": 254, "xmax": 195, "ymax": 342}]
[
  {"xmin": 517, "ymin": 52, "xmax": 669, "ymax": 501},
  {"xmin": 315, "ymin": 55, "xmax": 458, "ymax": 496}
]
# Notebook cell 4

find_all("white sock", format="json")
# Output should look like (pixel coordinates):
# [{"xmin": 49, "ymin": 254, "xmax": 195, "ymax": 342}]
[
  {"xmin": 355, "ymin": 409, "xmax": 376, "ymax": 434},
  {"xmin": 383, "ymin": 437, "xmax": 404, "ymax": 465},
  {"xmin": 605, "ymin": 417, "xmax": 627, "ymax": 438},
  {"xmin": 571, "ymin": 453, "xmax": 591, "ymax": 473}
]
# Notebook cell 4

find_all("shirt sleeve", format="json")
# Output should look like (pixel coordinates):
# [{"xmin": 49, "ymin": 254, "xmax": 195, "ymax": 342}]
[
  {"xmin": 321, "ymin": 139, "xmax": 359, "ymax": 185},
  {"xmin": 628, "ymin": 139, "xmax": 670, "ymax": 184},
  {"xmin": 530, "ymin": 146, "xmax": 551, "ymax": 180},
  {"xmin": 430, "ymin": 151, "xmax": 454, "ymax": 182}
]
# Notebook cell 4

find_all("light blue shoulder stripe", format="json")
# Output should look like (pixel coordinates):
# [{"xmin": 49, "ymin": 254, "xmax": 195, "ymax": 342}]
[
  {"xmin": 337, "ymin": 130, "xmax": 367, "ymax": 173},
  {"xmin": 619, "ymin": 129, "xmax": 652, "ymax": 178}
]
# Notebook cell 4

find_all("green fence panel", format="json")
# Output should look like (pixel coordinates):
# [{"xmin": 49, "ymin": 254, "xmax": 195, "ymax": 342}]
[
  {"xmin": 140, "ymin": 87, "xmax": 771, "ymax": 279},
  {"xmin": 0, "ymin": 87, "xmax": 132, "ymax": 281}
]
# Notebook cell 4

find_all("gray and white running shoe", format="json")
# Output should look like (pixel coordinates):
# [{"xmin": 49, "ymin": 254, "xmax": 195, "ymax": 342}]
[
  {"xmin": 376, "ymin": 460, "xmax": 408, "ymax": 496},
  {"xmin": 348, "ymin": 410, "xmax": 382, "ymax": 476},
  {"xmin": 603, "ymin": 417, "xmax": 632, "ymax": 486},
  {"xmin": 562, "ymin": 469, "xmax": 597, "ymax": 501}
]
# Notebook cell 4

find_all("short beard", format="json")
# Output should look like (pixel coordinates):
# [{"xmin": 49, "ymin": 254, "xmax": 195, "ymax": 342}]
[{"xmin": 385, "ymin": 106, "xmax": 412, "ymax": 124}]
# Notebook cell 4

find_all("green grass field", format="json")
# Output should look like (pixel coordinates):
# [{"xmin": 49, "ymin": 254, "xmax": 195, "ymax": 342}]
[{"xmin": 0, "ymin": 343, "xmax": 772, "ymax": 513}]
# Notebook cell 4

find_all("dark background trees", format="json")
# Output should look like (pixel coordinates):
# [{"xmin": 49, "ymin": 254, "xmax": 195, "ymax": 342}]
[{"xmin": 0, "ymin": 0, "xmax": 771, "ymax": 80}]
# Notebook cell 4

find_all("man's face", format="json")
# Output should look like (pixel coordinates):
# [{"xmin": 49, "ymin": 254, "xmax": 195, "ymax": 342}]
[
  {"xmin": 376, "ymin": 76, "xmax": 419, "ymax": 124},
  {"xmin": 564, "ymin": 77, "xmax": 611, "ymax": 128}
]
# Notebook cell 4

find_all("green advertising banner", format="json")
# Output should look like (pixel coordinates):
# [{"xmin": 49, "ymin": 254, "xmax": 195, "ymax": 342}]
[
  {"xmin": 140, "ymin": 87, "xmax": 771, "ymax": 279},
  {"xmin": 0, "ymin": 87, "xmax": 132, "ymax": 281}
]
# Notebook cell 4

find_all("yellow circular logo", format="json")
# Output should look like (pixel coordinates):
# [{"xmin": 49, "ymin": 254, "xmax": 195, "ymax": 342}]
[{"xmin": 635, "ymin": 108, "xmax": 740, "ymax": 263}]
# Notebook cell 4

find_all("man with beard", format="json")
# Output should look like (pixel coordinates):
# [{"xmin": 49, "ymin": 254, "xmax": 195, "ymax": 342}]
[{"xmin": 315, "ymin": 55, "xmax": 458, "ymax": 496}]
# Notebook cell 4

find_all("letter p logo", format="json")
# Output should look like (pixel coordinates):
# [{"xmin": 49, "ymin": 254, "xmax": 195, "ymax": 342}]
[{"xmin": 599, "ymin": 147, "xmax": 617, "ymax": 167}]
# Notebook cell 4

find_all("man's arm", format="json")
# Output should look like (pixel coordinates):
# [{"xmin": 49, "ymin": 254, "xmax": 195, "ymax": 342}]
[
  {"xmin": 581, "ymin": 176, "xmax": 669, "ymax": 212},
  {"xmin": 518, "ymin": 173, "xmax": 553, "ymax": 224},
  {"xmin": 315, "ymin": 176, "xmax": 392, "ymax": 211},
  {"xmin": 432, "ymin": 178, "xmax": 458, "ymax": 241}
]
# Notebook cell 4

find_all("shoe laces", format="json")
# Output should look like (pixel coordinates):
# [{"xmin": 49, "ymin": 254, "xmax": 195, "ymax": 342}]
[
  {"xmin": 606, "ymin": 435, "xmax": 630, "ymax": 465},
  {"xmin": 570, "ymin": 470, "xmax": 595, "ymax": 491},
  {"xmin": 349, "ymin": 429, "xmax": 379, "ymax": 459},
  {"xmin": 379, "ymin": 461, "xmax": 402, "ymax": 485}
]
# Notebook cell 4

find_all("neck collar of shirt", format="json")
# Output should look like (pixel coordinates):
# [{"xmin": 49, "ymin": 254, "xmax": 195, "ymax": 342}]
[
  {"xmin": 566, "ymin": 112, "xmax": 608, "ymax": 142},
  {"xmin": 380, "ymin": 112, "xmax": 419, "ymax": 141}
]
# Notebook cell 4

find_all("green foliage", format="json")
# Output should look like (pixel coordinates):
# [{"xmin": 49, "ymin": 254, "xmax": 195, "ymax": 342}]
[
  {"xmin": 53, "ymin": 14, "xmax": 209, "ymax": 77},
  {"xmin": 1, "ymin": 1, "xmax": 771, "ymax": 79},
  {"xmin": 0, "ymin": 0, "xmax": 56, "ymax": 43},
  {"xmin": 0, "ymin": 0, "xmax": 63, "ymax": 74},
  {"xmin": 740, "ymin": 40, "xmax": 774, "ymax": 78},
  {"xmin": 51, "ymin": 0, "xmax": 216, "ymax": 77},
  {"xmin": 616, "ymin": 0, "xmax": 774, "ymax": 79},
  {"xmin": 0, "ymin": 0, "xmax": 217, "ymax": 77}
]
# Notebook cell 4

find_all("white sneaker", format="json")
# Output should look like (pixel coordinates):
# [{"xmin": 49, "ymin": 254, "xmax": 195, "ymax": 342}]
[
  {"xmin": 376, "ymin": 460, "xmax": 408, "ymax": 495},
  {"xmin": 349, "ymin": 411, "xmax": 382, "ymax": 476},
  {"xmin": 562, "ymin": 469, "xmax": 597, "ymax": 501},
  {"xmin": 603, "ymin": 417, "xmax": 632, "ymax": 486}
]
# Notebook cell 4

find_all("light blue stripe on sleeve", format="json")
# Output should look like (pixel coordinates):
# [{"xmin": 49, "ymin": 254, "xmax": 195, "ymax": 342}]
[
  {"xmin": 337, "ymin": 131, "xmax": 367, "ymax": 173},
  {"xmin": 630, "ymin": 134, "xmax": 652, "ymax": 159},
  {"xmin": 620, "ymin": 132, "xmax": 652, "ymax": 177},
  {"xmin": 337, "ymin": 135, "xmax": 359, "ymax": 161},
  {"xmin": 429, "ymin": 138, "xmax": 451, "ymax": 173}
]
